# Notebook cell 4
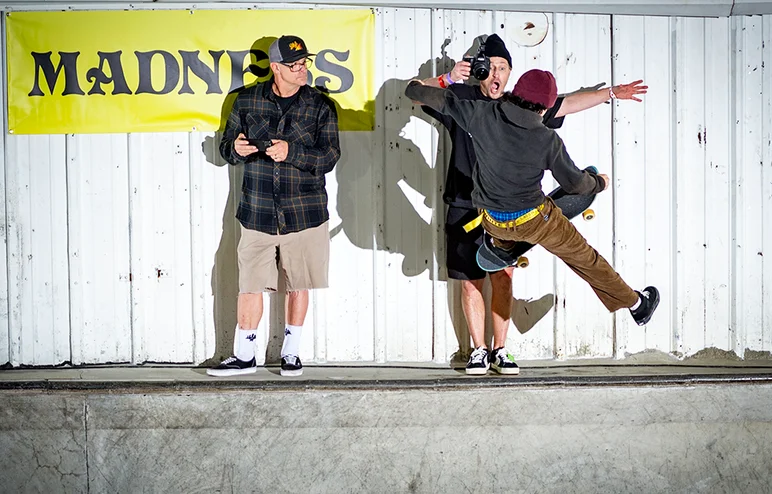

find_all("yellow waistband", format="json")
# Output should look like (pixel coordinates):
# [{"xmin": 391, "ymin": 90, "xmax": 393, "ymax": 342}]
[{"xmin": 462, "ymin": 204, "xmax": 545, "ymax": 233}]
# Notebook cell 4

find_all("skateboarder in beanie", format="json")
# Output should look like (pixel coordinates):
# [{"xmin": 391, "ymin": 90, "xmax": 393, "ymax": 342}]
[{"xmin": 405, "ymin": 69, "xmax": 659, "ymax": 329}]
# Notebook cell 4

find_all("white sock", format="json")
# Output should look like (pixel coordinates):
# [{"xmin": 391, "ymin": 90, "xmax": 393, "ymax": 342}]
[
  {"xmin": 235, "ymin": 326, "xmax": 257, "ymax": 361},
  {"xmin": 281, "ymin": 324, "xmax": 303, "ymax": 358},
  {"xmin": 630, "ymin": 295, "xmax": 642, "ymax": 311}
]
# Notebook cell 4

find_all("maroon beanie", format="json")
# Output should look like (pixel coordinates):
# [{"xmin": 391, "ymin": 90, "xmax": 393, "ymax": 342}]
[{"xmin": 513, "ymin": 69, "xmax": 558, "ymax": 108}]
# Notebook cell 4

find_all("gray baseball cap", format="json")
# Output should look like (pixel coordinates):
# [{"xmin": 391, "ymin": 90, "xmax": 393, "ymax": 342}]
[{"xmin": 268, "ymin": 35, "xmax": 315, "ymax": 63}]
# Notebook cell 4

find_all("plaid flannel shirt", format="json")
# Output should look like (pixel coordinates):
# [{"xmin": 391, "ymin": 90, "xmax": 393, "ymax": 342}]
[{"xmin": 220, "ymin": 79, "xmax": 341, "ymax": 235}]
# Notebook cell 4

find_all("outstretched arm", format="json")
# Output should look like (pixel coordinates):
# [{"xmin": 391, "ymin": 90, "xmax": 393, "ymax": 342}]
[{"xmin": 555, "ymin": 80, "xmax": 647, "ymax": 118}]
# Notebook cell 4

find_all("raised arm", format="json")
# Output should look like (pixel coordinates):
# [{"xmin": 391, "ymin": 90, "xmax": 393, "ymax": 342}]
[
  {"xmin": 555, "ymin": 80, "xmax": 647, "ymax": 118},
  {"xmin": 418, "ymin": 60, "xmax": 472, "ymax": 88}
]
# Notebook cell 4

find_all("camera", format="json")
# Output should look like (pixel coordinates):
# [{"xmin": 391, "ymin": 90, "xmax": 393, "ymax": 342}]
[
  {"xmin": 463, "ymin": 42, "xmax": 490, "ymax": 81},
  {"xmin": 246, "ymin": 138, "xmax": 274, "ymax": 151}
]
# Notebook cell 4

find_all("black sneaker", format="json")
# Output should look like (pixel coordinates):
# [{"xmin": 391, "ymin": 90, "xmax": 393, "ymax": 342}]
[
  {"xmin": 630, "ymin": 286, "xmax": 660, "ymax": 326},
  {"xmin": 281, "ymin": 355, "xmax": 303, "ymax": 377},
  {"xmin": 206, "ymin": 356, "xmax": 257, "ymax": 377},
  {"xmin": 490, "ymin": 347, "xmax": 520, "ymax": 375},
  {"xmin": 465, "ymin": 346, "xmax": 489, "ymax": 375}
]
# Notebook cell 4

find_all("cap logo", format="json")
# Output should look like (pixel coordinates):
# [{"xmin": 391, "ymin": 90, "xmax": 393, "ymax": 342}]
[{"xmin": 288, "ymin": 41, "xmax": 303, "ymax": 51}]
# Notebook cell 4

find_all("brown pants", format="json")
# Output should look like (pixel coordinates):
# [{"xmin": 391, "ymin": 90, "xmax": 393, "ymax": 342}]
[{"xmin": 483, "ymin": 198, "xmax": 638, "ymax": 312}]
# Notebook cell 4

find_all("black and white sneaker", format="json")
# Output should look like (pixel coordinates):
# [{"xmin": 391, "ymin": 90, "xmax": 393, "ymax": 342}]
[
  {"xmin": 630, "ymin": 286, "xmax": 660, "ymax": 326},
  {"xmin": 490, "ymin": 347, "xmax": 520, "ymax": 375},
  {"xmin": 206, "ymin": 356, "xmax": 257, "ymax": 377},
  {"xmin": 465, "ymin": 346, "xmax": 490, "ymax": 375},
  {"xmin": 280, "ymin": 355, "xmax": 303, "ymax": 377}
]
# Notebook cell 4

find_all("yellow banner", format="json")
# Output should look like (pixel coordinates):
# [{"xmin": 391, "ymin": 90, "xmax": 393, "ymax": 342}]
[{"xmin": 6, "ymin": 10, "xmax": 375, "ymax": 133}]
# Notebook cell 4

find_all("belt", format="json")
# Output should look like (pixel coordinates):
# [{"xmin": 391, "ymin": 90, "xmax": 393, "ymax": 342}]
[{"xmin": 463, "ymin": 203, "xmax": 545, "ymax": 233}]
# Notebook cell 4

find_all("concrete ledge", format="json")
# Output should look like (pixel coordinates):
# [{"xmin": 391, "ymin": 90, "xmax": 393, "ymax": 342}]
[
  {"xmin": 3, "ymin": 362, "xmax": 772, "ymax": 391},
  {"xmin": 2, "ymin": 381, "xmax": 772, "ymax": 493}
]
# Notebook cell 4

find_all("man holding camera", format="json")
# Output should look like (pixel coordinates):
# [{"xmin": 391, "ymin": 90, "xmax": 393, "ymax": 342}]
[
  {"xmin": 208, "ymin": 35, "xmax": 340, "ymax": 378},
  {"xmin": 418, "ymin": 34, "xmax": 647, "ymax": 375}
]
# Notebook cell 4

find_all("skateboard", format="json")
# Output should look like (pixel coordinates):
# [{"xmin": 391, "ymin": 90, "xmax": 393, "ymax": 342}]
[{"xmin": 476, "ymin": 166, "xmax": 599, "ymax": 272}]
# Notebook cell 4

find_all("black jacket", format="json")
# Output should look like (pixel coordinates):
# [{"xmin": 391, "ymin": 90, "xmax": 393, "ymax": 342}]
[
  {"xmin": 421, "ymin": 83, "xmax": 564, "ymax": 209},
  {"xmin": 406, "ymin": 81, "xmax": 604, "ymax": 212}
]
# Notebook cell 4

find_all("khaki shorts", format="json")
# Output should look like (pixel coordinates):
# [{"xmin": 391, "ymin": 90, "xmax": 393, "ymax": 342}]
[{"xmin": 238, "ymin": 222, "xmax": 330, "ymax": 293}]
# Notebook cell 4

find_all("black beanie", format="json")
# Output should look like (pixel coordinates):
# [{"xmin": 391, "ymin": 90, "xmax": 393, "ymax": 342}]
[{"xmin": 482, "ymin": 34, "xmax": 512, "ymax": 67}]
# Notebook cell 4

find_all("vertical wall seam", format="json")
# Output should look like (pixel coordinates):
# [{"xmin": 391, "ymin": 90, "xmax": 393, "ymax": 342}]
[
  {"xmin": 1, "ymin": 12, "xmax": 11, "ymax": 365},
  {"xmin": 127, "ymin": 134, "xmax": 136, "ymax": 364},
  {"xmin": 703, "ymin": 20, "xmax": 708, "ymax": 350},
  {"xmin": 552, "ymin": 12, "xmax": 560, "ymax": 358},
  {"xmin": 610, "ymin": 13, "xmax": 618, "ymax": 358},
  {"xmin": 430, "ymin": 9, "xmax": 438, "ymax": 362},
  {"xmin": 670, "ymin": 17, "xmax": 680, "ymax": 356},
  {"xmin": 187, "ymin": 133, "xmax": 198, "ymax": 363},
  {"xmin": 65, "ymin": 135, "xmax": 74, "ymax": 364},
  {"xmin": 759, "ymin": 16, "xmax": 772, "ymax": 350},
  {"xmin": 729, "ymin": 16, "xmax": 739, "ymax": 356},
  {"xmin": 373, "ymin": 7, "xmax": 385, "ymax": 363}
]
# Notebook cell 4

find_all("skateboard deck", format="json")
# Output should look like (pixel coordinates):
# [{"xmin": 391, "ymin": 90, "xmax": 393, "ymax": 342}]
[{"xmin": 476, "ymin": 166, "xmax": 598, "ymax": 272}]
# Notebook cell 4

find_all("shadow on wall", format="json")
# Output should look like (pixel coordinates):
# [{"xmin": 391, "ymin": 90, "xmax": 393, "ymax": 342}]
[
  {"xmin": 199, "ymin": 37, "xmax": 555, "ymax": 365},
  {"xmin": 330, "ymin": 57, "xmax": 443, "ymax": 279},
  {"xmin": 512, "ymin": 293, "xmax": 555, "ymax": 335},
  {"xmin": 200, "ymin": 134, "xmax": 240, "ymax": 366},
  {"xmin": 200, "ymin": 36, "xmax": 275, "ymax": 366}
]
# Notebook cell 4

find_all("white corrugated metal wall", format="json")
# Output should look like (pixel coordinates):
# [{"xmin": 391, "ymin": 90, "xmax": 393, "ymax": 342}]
[{"xmin": 1, "ymin": 7, "xmax": 770, "ymax": 366}]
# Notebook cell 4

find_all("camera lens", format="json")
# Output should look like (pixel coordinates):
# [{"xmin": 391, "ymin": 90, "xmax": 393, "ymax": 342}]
[{"xmin": 473, "ymin": 65, "xmax": 489, "ymax": 80}]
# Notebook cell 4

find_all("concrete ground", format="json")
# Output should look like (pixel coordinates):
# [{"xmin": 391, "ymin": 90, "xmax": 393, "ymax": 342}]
[
  {"xmin": 2, "ymin": 359, "xmax": 772, "ymax": 493},
  {"xmin": 3, "ymin": 352, "xmax": 772, "ymax": 390}
]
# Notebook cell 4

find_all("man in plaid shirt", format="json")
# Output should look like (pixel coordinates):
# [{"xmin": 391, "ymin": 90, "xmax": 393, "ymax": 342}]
[{"xmin": 208, "ymin": 35, "xmax": 340, "ymax": 378}]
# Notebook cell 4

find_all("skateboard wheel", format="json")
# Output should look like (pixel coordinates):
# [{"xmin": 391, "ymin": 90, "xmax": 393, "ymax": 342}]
[
  {"xmin": 582, "ymin": 209, "xmax": 595, "ymax": 221},
  {"xmin": 516, "ymin": 256, "xmax": 529, "ymax": 269}
]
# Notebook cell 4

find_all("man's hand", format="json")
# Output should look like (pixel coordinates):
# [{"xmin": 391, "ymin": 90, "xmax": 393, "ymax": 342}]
[
  {"xmin": 234, "ymin": 133, "xmax": 257, "ymax": 157},
  {"xmin": 612, "ymin": 80, "xmax": 648, "ymax": 102},
  {"xmin": 266, "ymin": 139, "xmax": 289, "ymax": 162},
  {"xmin": 599, "ymin": 173, "xmax": 610, "ymax": 191},
  {"xmin": 450, "ymin": 60, "xmax": 471, "ymax": 83}
]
